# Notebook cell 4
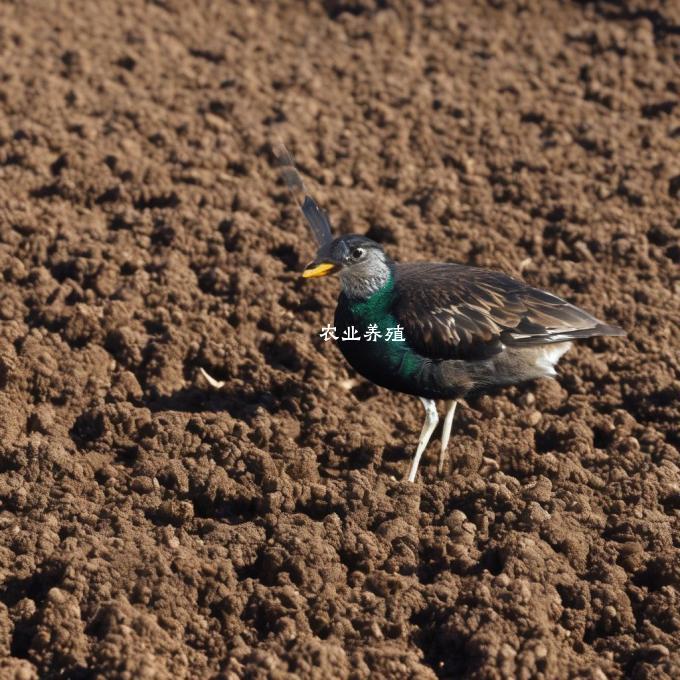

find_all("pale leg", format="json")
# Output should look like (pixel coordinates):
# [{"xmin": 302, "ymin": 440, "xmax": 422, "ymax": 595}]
[
  {"xmin": 438, "ymin": 400, "xmax": 457, "ymax": 474},
  {"xmin": 406, "ymin": 398, "xmax": 439, "ymax": 482}
]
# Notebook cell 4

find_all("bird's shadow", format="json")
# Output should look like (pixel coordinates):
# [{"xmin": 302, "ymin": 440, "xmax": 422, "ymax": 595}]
[{"xmin": 147, "ymin": 384, "xmax": 280, "ymax": 424}]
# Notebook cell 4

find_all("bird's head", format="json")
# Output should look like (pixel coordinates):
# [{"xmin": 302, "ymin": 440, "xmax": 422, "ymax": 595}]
[{"xmin": 302, "ymin": 234, "xmax": 392, "ymax": 299}]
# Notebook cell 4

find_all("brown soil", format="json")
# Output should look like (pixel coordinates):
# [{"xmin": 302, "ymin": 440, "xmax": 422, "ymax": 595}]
[{"xmin": 1, "ymin": 1, "xmax": 679, "ymax": 678}]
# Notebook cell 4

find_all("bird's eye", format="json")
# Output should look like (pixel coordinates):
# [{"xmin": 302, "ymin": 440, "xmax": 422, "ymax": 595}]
[{"xmin": 351, "ymin": 248, "xmax": 364, "ymax": 260}]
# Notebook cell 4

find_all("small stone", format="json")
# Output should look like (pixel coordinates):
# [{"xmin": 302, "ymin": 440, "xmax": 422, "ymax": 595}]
[
  {"xmin": 13, "ymin": 598, "xmax": 37, "ymax": 620},
  {"xmin": 14, "ymin": 664, "xmax": 39, "ymax": 680},
  {"xmin": 524, "ymin": 476, "xmax": 552, "ymax": 503},
  {"xmin": 28, "ymin": 404, "xmax": 56, "ymax": 434},
  {"xmin": 158, "ymin": 499, "xmax": 194, "ymax": 524},
  {"xmin": 46, "ymin": 588, "xmax": 67, "ymax": 604},
  {"xmin": 462, "ymin": 521, "xmax": 476, "ymax": 535},
  {"xmin": 162, "ymin": 527, "xmax": 181, "ymax": 549},
  {"xmin": 131, "ymin": 476, "xmax": 155, "ymax": 494},
  {"xmin": 523, "ymin": 501, "xmax": 551, "ymax": 525},
  {"xmin": 644, "ymin": 644, "xmax": 670, "ymax": 659},
  {"xmin": 98, "ymin": 465, "xmax": 118, "ymax": 481},
  {"xmin": 534, "ymin": 643, "xmax": 548, "ymax": 659},
  {"xmin": 519, "ymin": 392, "xmax": 535, "ymax": 407},
  {"xmin": 494, "ymin": 573, "xmax": 511, "ymax": 588}
]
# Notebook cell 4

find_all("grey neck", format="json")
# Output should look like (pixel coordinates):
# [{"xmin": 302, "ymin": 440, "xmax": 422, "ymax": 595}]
[{"xmin": 339, "ymin": 263, "xmax": 392, "ymax": 300}]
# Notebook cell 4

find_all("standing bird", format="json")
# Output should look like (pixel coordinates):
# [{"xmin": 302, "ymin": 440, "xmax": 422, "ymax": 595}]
[{"xmin": 273, "ymin": 145, "xmax": 625, "ymax": 482}]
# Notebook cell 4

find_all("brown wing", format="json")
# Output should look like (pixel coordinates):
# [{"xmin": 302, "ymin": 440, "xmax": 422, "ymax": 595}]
[{"xmin": 393, "ymin": 263, "xmax": 624, "ymax": 361}]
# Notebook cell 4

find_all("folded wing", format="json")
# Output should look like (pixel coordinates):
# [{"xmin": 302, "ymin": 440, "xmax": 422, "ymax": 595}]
[{"xmin": 393, "ymin": 263, "xmax": 625, "ymax": 361}]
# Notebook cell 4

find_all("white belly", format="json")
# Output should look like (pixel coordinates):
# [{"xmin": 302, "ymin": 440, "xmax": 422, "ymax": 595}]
[{"xmin": 535, "ymin": 341, "xmax": 572, "ymax": 376}]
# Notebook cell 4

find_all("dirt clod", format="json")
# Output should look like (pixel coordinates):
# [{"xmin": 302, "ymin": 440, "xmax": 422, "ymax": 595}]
[{"xmin": 0, "ymin": 1, "xmax": 679, "ymax": 678}]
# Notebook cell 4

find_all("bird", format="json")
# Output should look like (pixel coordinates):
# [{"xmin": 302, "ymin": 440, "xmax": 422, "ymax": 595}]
[{"xmin": 273, "ymin": 144, "xmax": 626, "ymax": 482}]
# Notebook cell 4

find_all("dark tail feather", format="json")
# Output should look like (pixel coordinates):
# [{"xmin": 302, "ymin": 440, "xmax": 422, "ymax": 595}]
[
  {"xmin": 272, "ymin": 143, "xmax": 333, "ymax": 246},
  {"xmin": 560, "ymin": 323, "xmax": 627, "ymax": 341},
  {"xmin": 593, "ymin": 323, "xmax": 627, "ymax": 338},
  {"xmin": 503, "ymin": 323, "xmax": 626, "ymax": 346}
]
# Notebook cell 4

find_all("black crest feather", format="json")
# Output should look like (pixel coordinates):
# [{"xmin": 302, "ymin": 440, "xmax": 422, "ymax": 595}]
[{"xmin": 273, "ymin": 143, "xmax": 333, "ymax": 246}]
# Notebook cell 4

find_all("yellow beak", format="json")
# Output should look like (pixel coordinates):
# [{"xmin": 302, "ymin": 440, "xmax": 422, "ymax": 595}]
[{"xmin": 302, "ymin": 262, "xmax": 337, "ymax": 278}]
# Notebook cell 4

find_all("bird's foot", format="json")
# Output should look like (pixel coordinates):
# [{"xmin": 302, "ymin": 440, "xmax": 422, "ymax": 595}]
[
  {"xmin": 405, "ymin": 398, "xmax": 439, "ymax": 482},
  {"xmin": 437, "ymin": 400, "xmax": 458, "ymax": 476}
]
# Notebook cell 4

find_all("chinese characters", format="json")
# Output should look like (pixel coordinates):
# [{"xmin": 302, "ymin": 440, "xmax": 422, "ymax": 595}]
[{"xmin": 319, "ymin": 324, "xmax": 406, "ymax": 342}]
